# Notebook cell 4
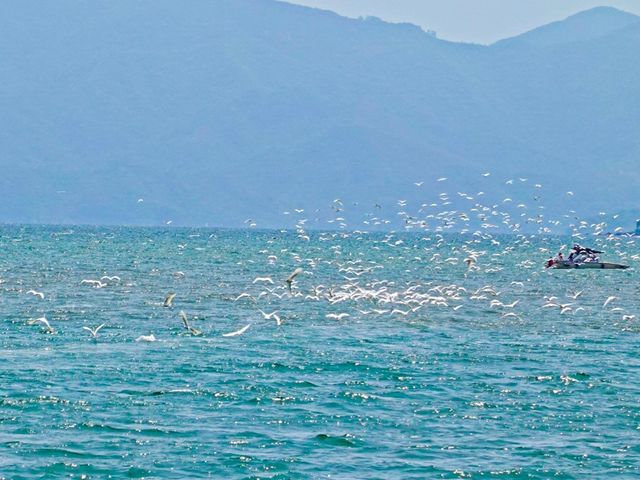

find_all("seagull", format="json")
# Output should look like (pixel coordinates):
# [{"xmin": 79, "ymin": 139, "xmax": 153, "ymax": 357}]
[
  {"xmin": 258, "ymin": 309, "xmax": 282, "ymax": 326},
  {"xmin": 179, "ymin": 311, "xmax": 202, "ymax": 336},
  {"xmin": 136, "ymin": 334, "xmax": 156, "ymax": 342},
  {"xmin": 100, "ymin": 275, "xmax": 121, "ymax": 282},
  {"xmin": 326, "ymin": 313, "xmax": 349, "ymax": 320},
  {"xmin": 233, "ymin": 293, "xmax": 254, "ymax": 302},
  {"xmin": 27, "ymin": 317, "xmax": 54, "ymax": 334},
  {"xmin": 26, "ymin": 289, "xmax": 45, "ymax": 299},
  {"xmin": 252, "ymin": 277, "xmax": 274, "ymax": 285},
  {"xmin": 83, "ymin": 324, "xmax": 106, "ymax": 339},
  {"xmin": 285, "ymin": 268, "xmax": 303, "ymax": 293},
  {"xmin": 222, "ymin": 324, "xmax": 251, "ymax": 337},
  {"xmin": 81, "ymin": 279, "xmax": 106, "ymax": 288},
  {"xmin": 603, "ymin": 296, "xmax": 617, "ymax": 308},
  {"xmin": 164, "ymin": 292, "xmax": 176, "ymax": 307}
]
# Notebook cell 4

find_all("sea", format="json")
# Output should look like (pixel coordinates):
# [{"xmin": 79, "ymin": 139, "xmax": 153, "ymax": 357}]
[{"xmin": 1, "ymin": 225, "xmax": 639, "ymax": 479}]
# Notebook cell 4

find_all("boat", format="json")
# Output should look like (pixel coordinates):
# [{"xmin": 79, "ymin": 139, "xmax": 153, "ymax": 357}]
[{"xmin": 551, "ymin": 260, "xmax": 629, "ymax": 270}]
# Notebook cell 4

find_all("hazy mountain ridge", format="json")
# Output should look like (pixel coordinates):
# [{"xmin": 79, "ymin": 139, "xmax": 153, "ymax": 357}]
[
  {"xmin": 1, "ymin": 0, "xmax": 638, "ymax": 227},
  {"xmin": 494, "ymin": 6, "xmax": 640, "ymax": 48}
]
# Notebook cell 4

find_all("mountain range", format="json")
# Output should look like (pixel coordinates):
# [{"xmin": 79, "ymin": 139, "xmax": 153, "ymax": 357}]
[{"xmin": 1, "ymin": 1, "xmax": 638, "ymax": 228}]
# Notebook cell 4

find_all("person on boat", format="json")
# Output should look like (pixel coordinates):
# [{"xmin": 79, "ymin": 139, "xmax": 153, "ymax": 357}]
[
  {"xmin": 554, "ymin": 252, "xmax": 564, "ymax": 262},
  {"xmin": 545, "ymin": 257, "xmax": 555, "ymax": 268},
  {"xmin": 568, "ymin": 245, "xmax": 580, "ymax": 263},
  {"xmin": 572, "ymin": 243, "xmax": 602, "ymax": 255},
  {"xmin": 569, "ymin": 244, "xmax": 602, "ymax": 263}
]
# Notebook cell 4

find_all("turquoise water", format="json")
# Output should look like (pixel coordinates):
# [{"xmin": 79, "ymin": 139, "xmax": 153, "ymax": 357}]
[{"xmin": 1, "ymin": 226, "xmax": 639, "ymax": 478}]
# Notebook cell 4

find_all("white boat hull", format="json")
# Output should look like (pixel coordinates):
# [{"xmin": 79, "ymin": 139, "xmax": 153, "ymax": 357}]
[{"xmin": 552, "ymin": 261, "xmax": 629, "ymax": 270}]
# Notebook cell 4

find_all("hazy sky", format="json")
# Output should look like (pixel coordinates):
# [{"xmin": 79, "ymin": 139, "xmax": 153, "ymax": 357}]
[{"xmin": 285, "ymin": 0, "xmax": 640, "ymax": 44}]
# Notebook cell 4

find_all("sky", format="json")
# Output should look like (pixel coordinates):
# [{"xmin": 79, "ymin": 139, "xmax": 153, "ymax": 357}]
[{"xmin": 284, "ymin": 0, "xmax": 640, "ymax": 44}]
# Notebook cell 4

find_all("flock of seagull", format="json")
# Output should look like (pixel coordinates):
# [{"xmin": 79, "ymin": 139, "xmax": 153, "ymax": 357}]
[
  {"xmin": 19, "ymin": 268, "xmax": 308, "ymax": 341},
  {"xmin": 14, "ymin": 175, "xmax": 639, "ymax": 342}
]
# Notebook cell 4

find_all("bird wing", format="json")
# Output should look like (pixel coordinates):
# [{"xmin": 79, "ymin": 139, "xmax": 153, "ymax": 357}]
[
  {"xmin": 164, "ymin": 293, "xmax": 176, "ymax": 306},
  {"xmin": 37, "ymin": 318, "xmax": 51, "ymax": 328},
  {"xmin": 179, "ymin": 311, "xmax": 189, "ymax": 329},
  {"xmin": 286, "ymin": 268, "xmax": 303, "ymax": 283},
  {"xmin": 222, "ymin": 324, "xmax": 251, "ymax": 337}
]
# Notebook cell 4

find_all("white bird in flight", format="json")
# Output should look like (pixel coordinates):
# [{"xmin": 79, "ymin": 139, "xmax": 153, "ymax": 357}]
[
  {"xmin": 136, "ymin": 334, "xmax": 156, "ymax": 342},
  {"xmin": 233, "ymin": 293, "xmax": 254, "ymax": 302},
  {"xmin": 222, "ymin": 324, "xmax": 251, "ymax": 337},
  {"xmin": 326, "ymin": 313, "xmax": 349, "ymax": 320},
  {"xmin": 285, "ymin": 268, "xmax": 303, "ymax": 293},
  {"xmin": 258, "ymin": 309, "xmax": 282, "ymax": 326},
  {"xmin": 27, "ymin": 317, "xmax": 54, "ymax": 334},
  {"xmin": 26, "ymin": 289, "xmax": 45, "ymax": 299},
  {"xmin": 100, "ymin": 275, "xmax": 121, "ymax": 282},
  {"xmin": 83, "ymin": 324, "xmax": 106, "ymax": 338}
]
